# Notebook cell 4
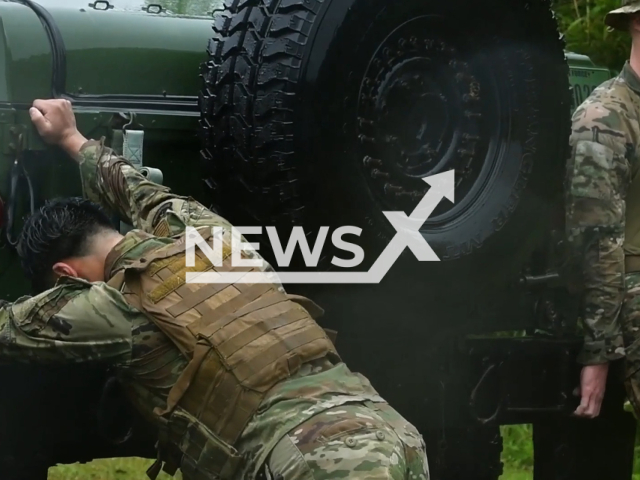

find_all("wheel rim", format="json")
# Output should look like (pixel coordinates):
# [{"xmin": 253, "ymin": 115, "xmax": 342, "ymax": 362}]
[{"xmin": 356, "ymin": 15, "xmax": 509, "ymax": 229}]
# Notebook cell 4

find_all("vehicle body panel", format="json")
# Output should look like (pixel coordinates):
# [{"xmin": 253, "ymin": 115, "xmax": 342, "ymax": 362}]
[{"xmin": 566, "ymin": 51, "xmax": 615, "ymax": 111}]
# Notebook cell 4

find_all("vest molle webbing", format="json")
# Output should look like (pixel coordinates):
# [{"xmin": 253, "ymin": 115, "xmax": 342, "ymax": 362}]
[{"xmin": 111, "ymin": 227, "xmax": 339, "ymax": 479}]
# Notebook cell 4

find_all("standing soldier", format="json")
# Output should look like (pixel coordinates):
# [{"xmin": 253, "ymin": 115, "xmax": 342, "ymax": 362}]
[
  {"xmin": 567, "ymin": 0, "xmax": 640, "ymax": 419},
  {"xmin": 0, "ymin": 98, "xmax": 430, "ymax": 480}
]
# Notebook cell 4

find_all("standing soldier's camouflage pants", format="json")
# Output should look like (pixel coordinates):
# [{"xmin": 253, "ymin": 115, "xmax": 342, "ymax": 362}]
[
  {"xmin": 263, "ymin": 401, "xmax": 430, "ymax": 479},
  {"xmin": 621, "ymin": 272, "xmax": 640, "ymax": 416}
]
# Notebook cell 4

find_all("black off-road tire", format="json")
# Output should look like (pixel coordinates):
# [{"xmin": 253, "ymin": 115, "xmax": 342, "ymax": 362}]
[{"xmin": 198, "ymin": 0, "xmax": 571, "ymax": 435}]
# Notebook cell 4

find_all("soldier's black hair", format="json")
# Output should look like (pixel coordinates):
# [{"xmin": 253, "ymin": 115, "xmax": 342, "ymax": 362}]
[{"xmin": 17, "ymin": 197, "xmax": 117, "ymax": 293}]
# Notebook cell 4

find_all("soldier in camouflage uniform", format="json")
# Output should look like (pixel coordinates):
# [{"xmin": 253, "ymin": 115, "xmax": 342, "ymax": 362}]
[
  {"xmin": 0, "ymin": 98, "xmax": 430, "ymax": 480},
  {"xmin": 567, "ymin": 0, "xmax": 640, "ymax": 420}
]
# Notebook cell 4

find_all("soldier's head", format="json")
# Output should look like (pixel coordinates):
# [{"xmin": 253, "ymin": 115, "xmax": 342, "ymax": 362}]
[
  {"xmin": 605, "ymin": 0, "xmax": 640, "ymax": 36},
  {"xmin": 17, "ymin": 197, "xmax": 123, "ymax": 293}
]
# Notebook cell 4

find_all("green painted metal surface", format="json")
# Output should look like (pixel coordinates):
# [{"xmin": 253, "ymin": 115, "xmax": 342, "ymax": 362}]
[
  {"xmin": 0, "ymin": 0, "xmax": 220, "ymax": 301},
  {"xmin": 2, "ymin": 5, "xmax": 213, "ymax": 101},
  {"xmin": 566, "ymin": 51, "xmax": 616, "ymax": 112}
]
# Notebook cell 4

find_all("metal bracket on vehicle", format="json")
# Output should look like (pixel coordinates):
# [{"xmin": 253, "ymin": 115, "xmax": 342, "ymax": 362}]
[
  {"xmin": 465, "ymin": 336, "xmax": 582, "ymax": 426},
  {"xmin": 110, "ymin": 113, "xmax": 164, "ymax": 235},
  {"xmin": 122, "ymin": 130, "xmax": 144, "ymax": 170},
  {"xmin": 122, "ymin": 113, "xmax": 143, "ymax": 169},
  {"xmin": 143, "ymin": 4, "xmax": 163, "ymax": 14},
  {"xmin": 88, "ymin": 1, "xmax": 113, "ymax": 10},
  {"xmin": 469, "ymin": 362, "xmax": 505, "ymax": 425},
  {"xmin": 140, "ymin": 166, "xmax": 163, "ymax": 185}
]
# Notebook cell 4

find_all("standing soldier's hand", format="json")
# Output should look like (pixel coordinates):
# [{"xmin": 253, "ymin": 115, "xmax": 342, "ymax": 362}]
[
  {"xmin": 29, "ymin": 99, "xmax": 87, "ymax": 157},
  {"xmin": 573, "ymin": 363, "xmax": 609, "ymax": 418}
]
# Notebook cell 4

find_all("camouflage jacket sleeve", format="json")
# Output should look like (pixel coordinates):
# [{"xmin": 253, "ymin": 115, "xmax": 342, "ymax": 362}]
[
  {"xmin": 0, "ymin": 277, "xmax": 134, "ymax": 364},
  {"xmin": 76, "ymin": 138, "xmax": 234, "ymax": 236},
  {"xmin": 566, "ymin": 101, "xmax": 631, "ymax": 365}
]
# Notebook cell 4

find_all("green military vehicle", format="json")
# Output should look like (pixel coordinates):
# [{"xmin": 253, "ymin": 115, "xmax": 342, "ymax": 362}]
[{"xmin": 0, "ymin": 0, "xmax": 631, "ymax": 479}]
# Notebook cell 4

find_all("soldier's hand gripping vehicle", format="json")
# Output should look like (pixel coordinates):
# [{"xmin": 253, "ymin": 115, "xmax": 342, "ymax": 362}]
[{"xmin": 0, "ymin": 0, "xmax": 633, "ymax": 479}]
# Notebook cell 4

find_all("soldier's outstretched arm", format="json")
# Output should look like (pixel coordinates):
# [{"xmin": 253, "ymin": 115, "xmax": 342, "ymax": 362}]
[
  {"xmin": 29, "ymin": 99, "xmax": 233, "ymax": 237},
  {"xmin": 0, "ymin": 279, "xmax": 133, "ymax": 364}
]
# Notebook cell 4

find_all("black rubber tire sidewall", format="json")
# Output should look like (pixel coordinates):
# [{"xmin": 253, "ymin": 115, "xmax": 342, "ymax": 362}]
[
  {"xmin": 294, "ymin": 0, "xmax": 568, "ymax": 291},
  {"xmin": 198, "ymin": 0, "xmax": 570, "ymax": 331}
]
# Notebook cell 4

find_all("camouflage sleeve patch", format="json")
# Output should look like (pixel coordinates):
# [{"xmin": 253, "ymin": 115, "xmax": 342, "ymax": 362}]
[
  {"xmin": 0, "ymin": 280, "xmax": 135, "ymax": 365},
  {"xmin": 566, "ymin": 102, "xmax": 631, "ymax": 365}
]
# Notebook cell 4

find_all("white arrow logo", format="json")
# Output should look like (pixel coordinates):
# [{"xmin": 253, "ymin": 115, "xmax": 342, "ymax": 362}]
[{"xmin": 187, "ymin": 170, "xmax": 455, "ymax": 284}]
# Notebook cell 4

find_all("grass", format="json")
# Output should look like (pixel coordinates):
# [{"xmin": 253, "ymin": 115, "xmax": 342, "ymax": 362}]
[
  {"xmin": 48, "ymin": 458, "xmax": 181, "ymax": 480},
  {"xmin": 48, "ymin": 456, "xmax": 531, "ymax": 480},
  {"xmin": 39, "ymin": 425, "xmax": 575, "ymax": 479}
]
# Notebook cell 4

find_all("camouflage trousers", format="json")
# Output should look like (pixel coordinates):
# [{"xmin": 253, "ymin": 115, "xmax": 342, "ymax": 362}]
[
  {"xmin": 621, "ymin": 272, "xmax": 640, "ymax": 416},
  {"xmin": 262, "ymin": 401, "xmax": 430, "ymax": 480}
]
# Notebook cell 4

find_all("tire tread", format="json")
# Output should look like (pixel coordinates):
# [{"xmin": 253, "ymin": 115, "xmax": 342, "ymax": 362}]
[{"xmin": 199, "ymin": 0, "xmax": 321, "ymax": 223}]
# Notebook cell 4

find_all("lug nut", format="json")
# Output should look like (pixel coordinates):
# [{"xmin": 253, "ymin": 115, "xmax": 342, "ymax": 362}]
[
  {"xmin": 363, "ymin": 156, "xmax": 382, "ymax": 167},
  {"xmin": 371, "ymin": 169, "xmax": 390, "ymax": 179},
  {"xmin": 384, "ymin": 183, "xmax": 404, "ymax": 194}
]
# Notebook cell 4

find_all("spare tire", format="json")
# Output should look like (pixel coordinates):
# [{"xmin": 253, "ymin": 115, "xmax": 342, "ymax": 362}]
[{"xmin": 198, "ymin": 0, "xmax": 571, "ymax": 431}]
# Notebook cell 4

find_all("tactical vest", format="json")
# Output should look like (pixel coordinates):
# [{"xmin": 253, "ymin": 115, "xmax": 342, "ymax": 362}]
[
  {"xmin": 107, "ymin": 226, "xmax": 339, "ymax": 479},
  {"xmin": 609, "ymin": 67, "xmax": 640, "ymax": 272}
]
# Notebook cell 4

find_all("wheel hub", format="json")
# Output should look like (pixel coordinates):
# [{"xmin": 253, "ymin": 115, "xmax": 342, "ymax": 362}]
[
  {"xmin": 356, "ymin": 18, "xmax": 500, "ymax": 221},
  {"xmin": 376, "ymin": 58, "xmax": 455, "ymax": 177}
]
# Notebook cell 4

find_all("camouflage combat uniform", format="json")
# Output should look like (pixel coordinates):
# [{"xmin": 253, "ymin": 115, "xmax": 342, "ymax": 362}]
[
  {"xmin": 0, "ymin": 139, "xmax": 429, "ymax": 479},
  {"xmin": 566, "ymin": 60, "xmax": 640, "ymax": 415}
]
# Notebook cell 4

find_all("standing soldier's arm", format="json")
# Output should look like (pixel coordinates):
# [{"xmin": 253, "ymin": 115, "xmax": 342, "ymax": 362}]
[
  {"xmin": 0, "ymin": 279, "xmax": 133, "ymax": 365},
  {"xmin": 30, "ymin": 99, "xmax": 233, "ymax": 237},
  {"xmin": 566, "ymin": 100, "xmax": 631, "ymax": 417}
]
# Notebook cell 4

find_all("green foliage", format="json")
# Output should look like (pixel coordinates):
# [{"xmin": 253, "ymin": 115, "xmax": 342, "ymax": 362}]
[
  {"xmin": 553, "ymin": 0, "xmax": 631, "ymax": 71},
  {"xmin": 501, "ymin": 425, "xmax": 534, "ymax": 471}
]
